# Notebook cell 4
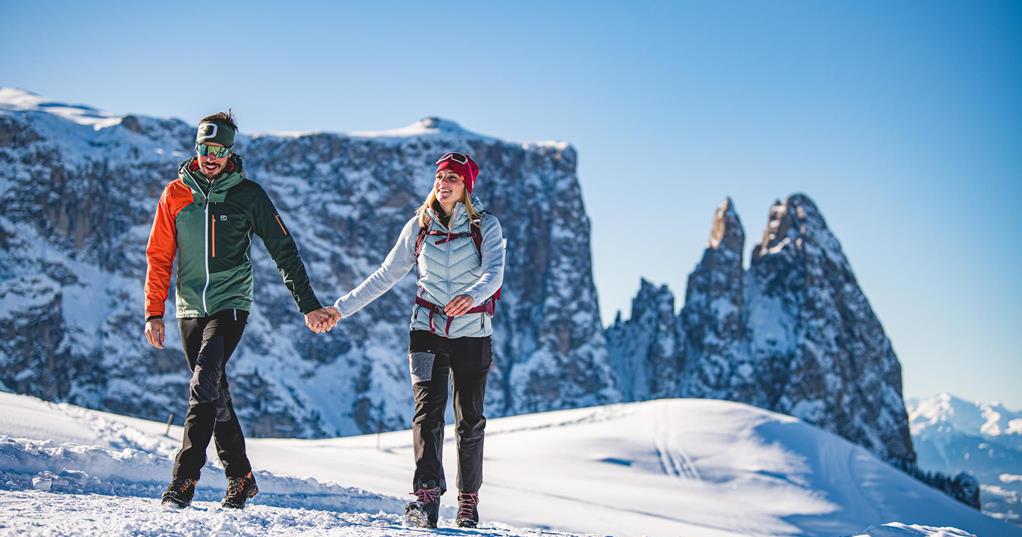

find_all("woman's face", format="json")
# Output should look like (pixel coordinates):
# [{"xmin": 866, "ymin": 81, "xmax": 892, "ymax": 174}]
[{"xmin": 434, "ymin": 169, "xmax": 465, "ymax": 206}]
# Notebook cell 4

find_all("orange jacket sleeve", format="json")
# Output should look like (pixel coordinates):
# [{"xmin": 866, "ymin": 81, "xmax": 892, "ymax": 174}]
[{"xmin": 144, "ymin": 185, "xmax": 178, "ymax": 320}]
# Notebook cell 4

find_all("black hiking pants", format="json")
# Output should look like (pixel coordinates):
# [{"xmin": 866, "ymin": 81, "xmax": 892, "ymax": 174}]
[
  {"xmin": 172, "ymin": 308, "xmax": 252, "ymax": 481},
  {"xmin": 408, "ymin": 329, "xmax": 492, "ymax": 495}
]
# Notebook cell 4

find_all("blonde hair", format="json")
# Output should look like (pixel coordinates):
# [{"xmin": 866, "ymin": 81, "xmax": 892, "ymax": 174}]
[{"xmin": 416, "ymin": 175, "xmax": 481, "ymax": 228}]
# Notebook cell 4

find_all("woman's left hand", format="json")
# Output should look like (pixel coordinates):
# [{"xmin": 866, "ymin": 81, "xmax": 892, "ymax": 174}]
[{"xmin": 444, "ymin": 294, "xmax": 475, "ymax": 316}]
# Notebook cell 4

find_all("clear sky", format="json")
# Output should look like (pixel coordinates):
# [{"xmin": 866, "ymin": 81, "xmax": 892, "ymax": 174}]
[{"xmin": 2, "ymin": 1, "xmax": 1019, "ymax": 408}]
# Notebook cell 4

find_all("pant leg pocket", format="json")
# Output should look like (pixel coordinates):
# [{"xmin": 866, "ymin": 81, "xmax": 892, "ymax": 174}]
[
  {"xmin": 409, "ymin": 352, "xmax": 436, "ymax": 384},
  {"xmin": 481, "ymin": 338, "xmax": 494, "ymax": 371},
  {"xmin": 190, "ymin": 336, "xmax": 224, "ymax": 404},
  {"xmin": 214, "ymin": 381, "xmax": 232, "ymax": 422}
]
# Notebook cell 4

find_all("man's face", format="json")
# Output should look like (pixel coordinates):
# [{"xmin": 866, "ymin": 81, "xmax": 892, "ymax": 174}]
[{"xmin": 196, "ymin": 142, "xmax": 230, "ymax": 178}]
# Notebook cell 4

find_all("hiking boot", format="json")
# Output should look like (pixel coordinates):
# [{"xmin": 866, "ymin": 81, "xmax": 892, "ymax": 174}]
[
  {"xmin": 404, "ymin": 486, "xmax": 441, "ymax": 528},
  {"xmin": 455, "ymin": 491, "xmax": 479, "ymax": 528},
  {"xmin": 161, "ymin": 477, "xmax": 197, "ymax": 508},
  {"xmin": 221, "ymin": 471, "xmax": 258, "ymax": 509}
]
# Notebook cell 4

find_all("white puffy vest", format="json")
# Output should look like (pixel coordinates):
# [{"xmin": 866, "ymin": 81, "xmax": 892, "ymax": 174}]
[{"xmin": 411, "ymin": 203, "xmax": 492, "ymax": 338}]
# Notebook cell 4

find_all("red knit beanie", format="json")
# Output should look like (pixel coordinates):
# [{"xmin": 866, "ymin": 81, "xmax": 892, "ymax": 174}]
[{"xmin": 435, "ymin": 152, "xmax": 479, "ymax": 193}]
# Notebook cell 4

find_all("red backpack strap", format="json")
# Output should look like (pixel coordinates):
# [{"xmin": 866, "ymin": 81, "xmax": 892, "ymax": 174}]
[
  {"xmin": 470, "ymin": 219, "xmax": 484, "ymax": 259},
  {"xmin": 470, "ymin": 214, "xmax": 502, "ymax": 305},
  {"xmin": 414, "ymin": 223, "xmax": 429, "ymax": 260}
]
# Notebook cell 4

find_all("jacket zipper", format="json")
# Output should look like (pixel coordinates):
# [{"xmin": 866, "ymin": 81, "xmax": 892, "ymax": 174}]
[
  {"xmin": 183, "ymin": 171, "xmax": 213, "ymax": 316},
  {"xmin": 201, "ymin": 198, "xmax": 211, "ymax": 315}
]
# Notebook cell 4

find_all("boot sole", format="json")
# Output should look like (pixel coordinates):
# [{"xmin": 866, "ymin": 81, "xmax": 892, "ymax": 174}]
[
  {"xmin": 404, "ymin": 506, "xmax": 436, "ymax": 528},
  {"xmin": 161, "ymin": 496, "xmax": 191, "ymax": 509}
]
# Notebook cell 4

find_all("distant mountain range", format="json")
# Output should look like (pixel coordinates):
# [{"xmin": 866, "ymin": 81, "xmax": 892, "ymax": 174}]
[{"xmin": 908, "ymin": 393, "xmax": 1022, "ymax": 526}]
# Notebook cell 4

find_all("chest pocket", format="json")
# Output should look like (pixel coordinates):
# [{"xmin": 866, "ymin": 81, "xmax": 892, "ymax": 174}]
[{"xmin": 209, "ymin": 208, "xmax": 252, "ymax": 269}]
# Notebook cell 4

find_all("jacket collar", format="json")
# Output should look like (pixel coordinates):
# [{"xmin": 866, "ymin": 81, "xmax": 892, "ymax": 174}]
[
  {"xmin": 179, "ymin": 155, "xmax": 246, "ymax": 203},
  {"xmin": 427, "ymin": 196, "xmax": 484, "ymax": 230}
]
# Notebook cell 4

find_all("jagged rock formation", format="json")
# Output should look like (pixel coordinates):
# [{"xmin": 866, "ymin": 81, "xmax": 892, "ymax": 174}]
[{"xmin": 612, "ymin": 195, "xmax": 916, "ymax": 466}]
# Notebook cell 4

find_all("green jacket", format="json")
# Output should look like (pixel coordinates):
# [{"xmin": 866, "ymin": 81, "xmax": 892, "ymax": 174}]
[{"xmin": 144, "ymin": 155, "xmax": 321, "ymax": 320}]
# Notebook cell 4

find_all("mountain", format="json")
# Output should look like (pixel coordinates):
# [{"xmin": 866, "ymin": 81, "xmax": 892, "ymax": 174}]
[
  {"xmin": 0, "ymin": 88, "xmax": 617, "ymax": 438},
  {"xmin": 909, "ymin": 393, "xmax": 1022, "ymax": 526},
  {"xmin": 1, "ymin": 88, "xmax": 920, "ymax": 476},
  {"xmin": 605, "ymin": 279, "xmax": 683, "ymax": 401},
  {"xmin": 609, "ymin": 196, "xmax": 916, "ymax": 467},
  {"xmin": 3, "ymin": 391, "xmax": 1016, "ymax": 536}
]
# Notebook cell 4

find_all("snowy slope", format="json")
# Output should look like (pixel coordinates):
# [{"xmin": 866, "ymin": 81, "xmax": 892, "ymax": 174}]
[{"xmin": 1, "ymin": 392, "xmax": 1015, "ymax": 537}]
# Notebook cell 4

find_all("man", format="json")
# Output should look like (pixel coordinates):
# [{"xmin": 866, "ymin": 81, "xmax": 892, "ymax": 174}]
[{"xmin": 143, "ymin": 111, "xmax": 339, "ymax": 509}]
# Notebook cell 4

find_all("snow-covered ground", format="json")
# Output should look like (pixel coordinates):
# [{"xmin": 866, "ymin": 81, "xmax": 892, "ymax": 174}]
[{"xmin": 0, "ymin": 392, "xmax": 1017, "ymax": 537}]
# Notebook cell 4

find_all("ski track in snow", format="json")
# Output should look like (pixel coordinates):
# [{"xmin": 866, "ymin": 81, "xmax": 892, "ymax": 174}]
[{"xmin": 655, "ymin": 403, "xmax": 701, "ymax": 481}]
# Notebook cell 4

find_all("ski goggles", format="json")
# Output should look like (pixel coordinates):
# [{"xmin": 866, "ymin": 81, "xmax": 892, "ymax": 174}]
[
  {"xmin": 436, "ymin": 152, "xmax": 470, "ymax": 165},
  {"xmin": 196, "ymin": 142, "xmax": 231, "ymax": 159}
]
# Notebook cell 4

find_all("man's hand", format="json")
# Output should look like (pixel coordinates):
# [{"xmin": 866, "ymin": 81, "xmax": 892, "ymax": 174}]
[
  {"xmin": 144, "ymin": 318, "xmax": 165, "ymax": 349},
  {"xmin": 305, "ymin": 307, "xmax": 341, "ymax": 333},
  {"xmin": 444, "ymin": 295, "xmax": 475, "ymax": 317}
]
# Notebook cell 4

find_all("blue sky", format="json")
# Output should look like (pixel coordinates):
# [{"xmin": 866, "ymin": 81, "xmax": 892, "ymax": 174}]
[{"xmin": 2, "ymin": 1, "xmax": 1020, "ymax": 407}]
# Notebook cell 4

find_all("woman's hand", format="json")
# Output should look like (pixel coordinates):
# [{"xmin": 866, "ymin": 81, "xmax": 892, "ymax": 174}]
[
  {"xmin": 444, "ymin": 294, "xmax": 475, "ymax": 317},
  {"xmin": 305, "ymin": 306, "xmax": 341, "ymax": 333}
]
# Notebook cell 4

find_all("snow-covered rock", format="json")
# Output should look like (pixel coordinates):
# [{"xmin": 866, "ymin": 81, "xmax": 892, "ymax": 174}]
[
  {"xmin": 612, "ymin": 195, "xmax": 916, "ymax": 467},
  {"xmin": 605, "ymin": 279, "xmax": 683, "ymax": 401},
  {"xmin": 678, "ymin": 197, "xmax": 754, "ymax": 400},
  {"xmin": 746, "ymin": 194, "xmax": 915, "ymax": 466}
]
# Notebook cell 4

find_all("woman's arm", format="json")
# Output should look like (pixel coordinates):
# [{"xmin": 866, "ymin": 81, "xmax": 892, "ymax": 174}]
[
  {"xmin": 333, "ymin": 217, "xmax": 418, "ymax": 318},
  {"xmin": 461, "ymin": 214, "xmax": 505, "ymax": 306}
]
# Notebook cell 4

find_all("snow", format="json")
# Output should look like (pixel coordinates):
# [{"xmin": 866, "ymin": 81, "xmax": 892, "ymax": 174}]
[
  {"xmin": 908, "ymin": 394, "xmax": 1022, "ymax": 526},
  {"xmin": 910, "ymin": 392, "xmax": 1022, "ymax": 442},
  {"xmin": 200, "ymin": 117, "xmax": 568, "ymax": 150},
  {"xmin": 850, "ymin": 523, "xmax": 978, "ymax": 536},
  {"xmin": 1, "ymin": 392, "xmax": 1017, "ymax": 536},
  {"xmin": 0, "ymin": 491, "xmax": 565, "ymax": 537},
  {"xmin": 0, "ymin": 87, "xmax": 122, "ymax": 129}
]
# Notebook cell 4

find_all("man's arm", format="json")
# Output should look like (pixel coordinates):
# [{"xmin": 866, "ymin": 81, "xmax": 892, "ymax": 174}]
[
  {"xmin": 250, "ymin": 185, "xmax": 322, "ymax": 315},
  {"xmin": 143, "ymin": 187, "xmax": 177, "ymax": 348}
]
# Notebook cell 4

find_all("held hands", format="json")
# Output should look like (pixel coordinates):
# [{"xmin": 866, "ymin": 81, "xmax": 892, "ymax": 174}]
[
  {"xmin": 144, "ymin": 319, "xmax": 165, "ymax": 349},
  {"xmin": 305, "ymin": 306, "xmax": 341, "ymax": 333},
  {"xmin": 444, "ymin": 294, "xmax": 475, "ymax": 317}
]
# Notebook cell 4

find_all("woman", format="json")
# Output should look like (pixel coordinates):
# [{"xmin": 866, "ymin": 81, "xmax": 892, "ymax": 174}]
[{"xmin": 327, "ymin": 152, "xmax": 504, "ymax": 528}]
